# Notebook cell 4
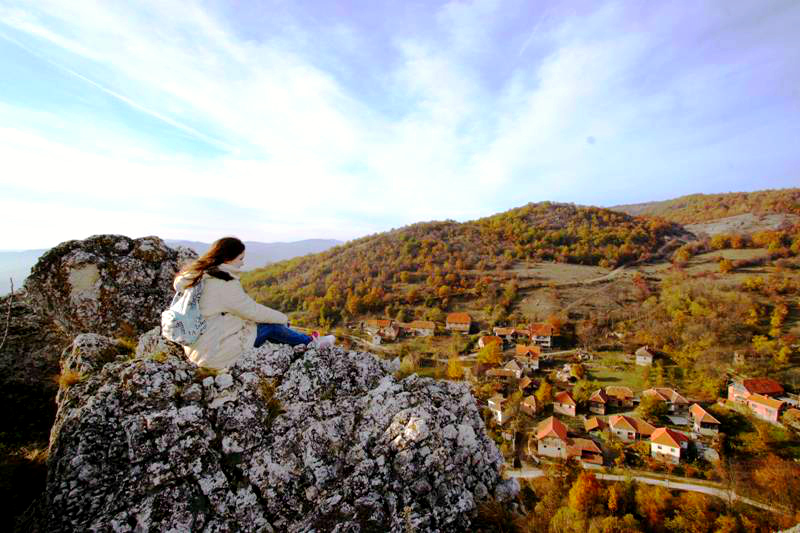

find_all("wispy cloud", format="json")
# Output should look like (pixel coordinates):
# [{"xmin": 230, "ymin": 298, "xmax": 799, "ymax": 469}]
[{"xmin": 0, "ymin": 0, "xmax": 798, "ymax": 249}]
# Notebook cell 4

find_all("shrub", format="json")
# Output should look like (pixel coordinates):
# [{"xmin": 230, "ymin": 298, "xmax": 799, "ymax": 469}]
[{"xmin": 56, "ymin": 369, "xmax": 84, "ymax": 389}]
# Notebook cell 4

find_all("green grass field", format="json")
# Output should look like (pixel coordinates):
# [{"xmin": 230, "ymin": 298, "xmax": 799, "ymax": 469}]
[{"xmin": 585, "ymin": 352, "xmax": 648, "ymax": 390}]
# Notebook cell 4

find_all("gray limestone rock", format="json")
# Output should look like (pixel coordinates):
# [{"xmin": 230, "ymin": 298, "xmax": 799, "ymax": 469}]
[
  {"xmin": 40, "ymin": 328, "xmax": 517, "ymax": 532},
  {"xmin": 24, "ymin": 234, "xmax": 196, "ymax": 338}
]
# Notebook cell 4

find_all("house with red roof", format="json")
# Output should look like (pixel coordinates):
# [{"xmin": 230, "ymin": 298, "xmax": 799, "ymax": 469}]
[
  {"xmin": 584, "ymin": 416, "xmax": 607, "ymax": 434},
  {"xmin": 407, "ymin": 320, "xmax": 435, "ymax": 337},
  {"xmin": 363, "ymin": 318, "xmax": 391, "ymax": 332},
  {"xmin": 609, "ymin": 415, "xmax": 655, "ymax": 442},
  {"xmin": 554, "ymin": 390, "xmax": 577, "ymax": 417},
  {"xmin": 493, "ymin": 327, "xmax": 517, "ymax": 340},
  {"xmin": 605, "ymin": 386, "xmax": 634, "ymax": 409},
  {"xmin": 567, "ymin": 438, "xmax": 603, "ymax": 465},
  {"xmin": 364, "ymin": 319, "xmax": 401, "ymax": 342},
  {"xmin": 650, "ymin": 427, "xmax": 689, "ymax": 464},
  {"xmin": 728, "ymin": 378, "xmax": 784, "ymax": 404},
  {"xmin": 689, "ymin": 404, "xmax": 721, "ymax": 436},
  {"xmin": 747, "ymin": 393, "xmax": 784, "ymax": 423},
  {"xmin": 533, "ymin": 416, "xmax": 570, "ymax": 459},
  {"xmin": 529, "ymin": 322, "xmax": 558, "ymax": 349},
  {"xmin": 589, "ymin": 389, "xmax": 609, "ymax": 415},
  {"xmin": 515, "ymin": 345, "xmax": 541, "ymax": 372},
  {"xmin": 642, "ymin": 388, "xmax": 690, "ymax": 415},
  {"xmin": 478, "ymin": 335, "xmax": 502, "ymax": 348},
  {"xmin": 446, "ymin": 312, "xmax": 472, "ymax": 332}
]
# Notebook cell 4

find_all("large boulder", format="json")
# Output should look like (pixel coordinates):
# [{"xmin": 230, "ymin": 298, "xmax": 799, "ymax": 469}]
[
  {"xmin": 39, "ymin": 329, "xmax": 516, "ymax": 532},
  {"xmin": 24, "ymin": 235, "xmax": 196, "ymax": 338},
  {"xmin": 0, "ymin": 236, "xmax": 196, "ymax": 529}
]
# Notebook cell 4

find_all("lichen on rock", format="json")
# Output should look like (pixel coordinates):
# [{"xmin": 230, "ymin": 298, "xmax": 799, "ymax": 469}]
[
  {"xmin": 24, "ymin": 234, "xmax": 196, "ymax": 338},
  {"xmin": 40, "ymin": 327, "xmax": 517, "ymax": 532}
]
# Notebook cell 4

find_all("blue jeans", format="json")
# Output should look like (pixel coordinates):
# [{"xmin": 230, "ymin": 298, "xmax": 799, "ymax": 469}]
[{"xmin": 254, "ymin": 323, "xmax": 312, "ymax": 347}]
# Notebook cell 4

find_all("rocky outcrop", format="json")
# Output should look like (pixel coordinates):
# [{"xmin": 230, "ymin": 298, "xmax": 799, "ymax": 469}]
[
  {"xmin": 0, "ymin": 236, "xmax": 197, "ymax": 529},
  {"xmin": 24, "ymin": 235, "xmax": 196, "ymax": 338},
  {"xmin": 41, "ymin": 328, "xmax": 516, "ymax": 532},
  {"xmin": 1, "ymin": 236, "xmax": 195, "ymax": 390}
]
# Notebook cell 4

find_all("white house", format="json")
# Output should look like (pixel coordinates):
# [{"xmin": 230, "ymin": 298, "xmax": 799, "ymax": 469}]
[
  {"xmin": 650, "ymin": 427, "xmax": 689, "ymax": 464},
  {"xmin": 488, "ymin": 394, "xmax": 509, "ymax": 425}
]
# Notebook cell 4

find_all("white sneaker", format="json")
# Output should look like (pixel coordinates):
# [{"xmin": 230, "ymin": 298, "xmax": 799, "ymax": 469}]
[{"xmin": 310, "ymin": 334, "xmax": 335, "ymax": 349}]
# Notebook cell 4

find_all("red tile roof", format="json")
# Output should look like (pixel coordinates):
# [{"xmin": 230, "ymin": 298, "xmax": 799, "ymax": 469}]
[
  {"xmin": 536, "ymin": 416, "xmax": 569, "ymax": 442},
  {"xmin": 365, "ymin": 318, "xmax": 391, "ymax": 328},
  {"xmin": 530, "ymin": 323, "xmax": 556, "ymax": 336},
  {"xmin": 589, "ymin": 389, "xmax": 609, "ymax": 404},
  {"xmin": 742, "ymin": 378, "xmax": 784, "ymax": 396},
  {"xmin": 480, "ymin": 335, "xmax": 502, "ymax": 346},
  {"xmin": 446, "ymin": 312, "xmax": 472, "ymax": 324},
  {"xmin": 585, "ymin": 417, "xmax": 606, "ymax": 432},
  {"xmin": 643, "ymin": 388, "xmax": 689, "ymax": 405},
  {"xmin": 650, "ymin": 427, "xmax": 689, "ymax": 448},
  {"xmin": 515, "ymin": 344, "xmax": 541, "ymax": 357},
  {"xmin": 570, "ymin": 438, "xmax": 601, "ymax": 454},
  {"xmin": 409, "ymin": 320, "xmax": 435, "ymax": 329},
  {"xmin": 555, "ymin": 390, "xmax": 576, "ymax": 406},
  {"xmin": 605, "ymin": 386, "xmax": 634, "ymax": 400},
  {"xmin": 748, "ymin": 393, "xmax": 784, "ymax": 410},
  {"xmin": 689, "ymin": 404, "xmax": 720, "ymax": 425},
  {"xmin": 493, "ymin": 327, "xmax": 516, "ymax": 336},
  {"xmin": 609, "ymin": 415, "xmax": 655, "ymax": 436}
]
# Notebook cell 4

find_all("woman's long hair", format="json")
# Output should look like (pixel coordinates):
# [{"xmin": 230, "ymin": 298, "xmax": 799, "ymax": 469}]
[{"xmin": 176, "ymin": 237, "xmax": 245, "ymax": 287}]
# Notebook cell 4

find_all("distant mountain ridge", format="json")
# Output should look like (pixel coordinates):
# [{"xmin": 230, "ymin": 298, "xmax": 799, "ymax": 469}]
[
  {"xmin": 163, "ymin": 238, "xmax": 343, "ymax": 271},
  {"xmin": 0, "ymin": 238, "xmax": 342, "ymax": 295}
]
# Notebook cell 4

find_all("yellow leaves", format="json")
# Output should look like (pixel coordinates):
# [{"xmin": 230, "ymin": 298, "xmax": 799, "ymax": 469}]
[
  {"xmin": 568, "ymin": 472, "xmax": 604, "ymax": 516},
  {"xmin": 445, "ymin": 356, "xmax": 464, "ymax": 379},
  {"xmin": 742, "ymin": 275, "xmax": 764, "ymax": 291},
  {"xmin": 745, "ymin": 304, "xmax": 763, "ymax": 327},
  {"xmin": 535, "ymin": 380, "xmax": 553, "ymax": 405},
  {"xmin": 476, "ymin": 343, "xmax": 502, "ymax": 365},
  {"xmin": 770, "ymin": 303, "xmax": 789, "ymax": 337}
]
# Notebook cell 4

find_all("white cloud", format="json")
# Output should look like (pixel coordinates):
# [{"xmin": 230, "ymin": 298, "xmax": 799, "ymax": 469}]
[{"xmin": 0, "ymin": 0, "xmax": 797, "ymax": 249}]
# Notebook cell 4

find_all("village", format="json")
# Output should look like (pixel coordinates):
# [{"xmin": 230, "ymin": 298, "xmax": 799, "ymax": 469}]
[{"xmin": 359, "ymin": 313, "xmax": 799, "ymax": 478}]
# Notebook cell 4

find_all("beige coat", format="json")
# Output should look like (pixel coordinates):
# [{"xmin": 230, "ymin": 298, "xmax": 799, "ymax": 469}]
[{"xmin": 174, "ymin": 263, "xmax": 288, "ymax": 369}]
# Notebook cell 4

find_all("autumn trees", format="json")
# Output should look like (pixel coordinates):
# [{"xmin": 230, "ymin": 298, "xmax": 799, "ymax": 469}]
[
  {"xmin": 242, "ymin": 202, "xmax": 685, "ymax": 327},
  {"xmin": 514, "ymin": 470, "xmax": 775, "ymax": 533},
  {"xmin": 617, "ymin": 188, "xmax": 800, "ymax": 224}
]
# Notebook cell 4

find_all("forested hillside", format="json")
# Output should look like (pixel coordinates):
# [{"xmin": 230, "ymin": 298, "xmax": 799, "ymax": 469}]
[
  {"xmin": 242, "ymin": 202, "xmax": 684, "ymax": 325},
  {"xmin": 614, "ymin": 188, "xmax": 800, "ymax": 223}
]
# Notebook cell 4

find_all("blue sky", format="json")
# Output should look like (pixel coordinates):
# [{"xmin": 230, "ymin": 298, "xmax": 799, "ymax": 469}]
[{"xmin": 0, "ymin": 0, "xmax": 798, "ymax": 249}]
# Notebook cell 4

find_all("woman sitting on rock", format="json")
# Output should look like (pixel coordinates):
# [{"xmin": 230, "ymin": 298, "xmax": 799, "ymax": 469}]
[{"xmin": 173, "ymin": 236, "xmax": 334, "ymax": 369}]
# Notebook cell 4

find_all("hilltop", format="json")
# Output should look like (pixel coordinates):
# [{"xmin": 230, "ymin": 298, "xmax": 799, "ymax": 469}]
[
  {"xmin": 612, "ymin": 188, "xmax": 800, "ymax": 224},
  {"xmin": 242, "ymin": 202, "xmax": 687, "ymax": 327}
]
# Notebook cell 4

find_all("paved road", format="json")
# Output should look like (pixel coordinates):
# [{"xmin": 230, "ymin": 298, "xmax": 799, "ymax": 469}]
[{"xmin": 505, "ymin": 467, "xmax": 779, "ymax": 513}]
